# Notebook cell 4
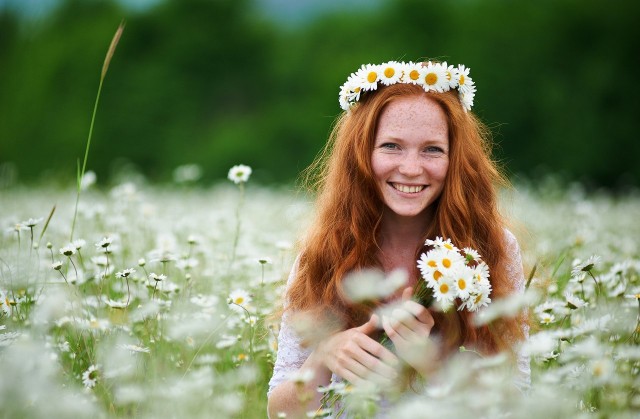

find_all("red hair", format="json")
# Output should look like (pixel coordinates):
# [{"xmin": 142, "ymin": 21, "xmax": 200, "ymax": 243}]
[{"xmin": 287, "ymin": 82, "xmax": 524, "ymax": 355}]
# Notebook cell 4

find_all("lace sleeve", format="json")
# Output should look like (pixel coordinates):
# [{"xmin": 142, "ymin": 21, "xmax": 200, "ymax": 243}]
[
  {"xmin": 267, "ymin": 258, "xmax": 312, "ymax": 397},
  {"xmin": 504, "ymin": 229, "xmax": 531, "ymax": 390}
]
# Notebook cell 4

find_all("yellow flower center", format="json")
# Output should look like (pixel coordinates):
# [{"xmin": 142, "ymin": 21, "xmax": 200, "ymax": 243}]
[
  {"xmin": 474, "ymin": 294, "xmax": 483, "ymax": 304},
  {"xmin": 444, "ymin": 243, "xmax": 453, "ymax": 250},
  {"xmin": 384, "ymin": 67, "xmax": 395, "ymax": 78},
  {"xmin": 367, "ymin": 71, "xmax": 377, "ymax": 83},
  {"xmin": 433, "ymin": 271, "xmax": 442, "ymax": 281},
  {"xmin": 354, "ymin": 87, "xmax": 361, "ymax": 93},
  {"xmin": 439, "ymin": 283, "xmax": 449, "ymax": 294},
  {"xmin": 428, "ymin": 260, "xmax": 437, "ymax": 268},
  {"xmin": 446, "ymin": 71, "xmax": 451, "ymax": 81},
  {"xmin": 235, "ymin": 297, "xmax": 244, "ymax": 305},
  {"xmin": 409, "ymin": 69, "xmax": 420, "ymax": 80},
  {"xmin": 458, "ymin": 279, "xmax": 466, "ymax": 290},
  {"xmin": 237, "ymin": 353, "xmax": 247, "ymax": 361},
  {"xmin": 425, "ymin": 72, "xmax": 437, "ymax": 85},
  {"xmin": 460, "ymin": 74, "xmax": 465, "ymax": 85},
  {"xmin": 442, "ymin": 258, "xmax": 451, "ymax": 268},
  {"xmin": 593, "ymin": 363, "xmax": 604, "ymax": 377}
]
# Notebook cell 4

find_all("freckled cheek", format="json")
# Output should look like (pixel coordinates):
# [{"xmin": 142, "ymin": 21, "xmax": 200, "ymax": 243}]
[{"xmin": 426, "ymin": 160, "xmax": 449, "ymax": 181}]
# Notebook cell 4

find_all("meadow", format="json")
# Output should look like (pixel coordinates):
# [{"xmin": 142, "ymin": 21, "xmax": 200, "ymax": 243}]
[{"xmin": 1, "ymin": 172, "xmax": 639, "ymax": 418}]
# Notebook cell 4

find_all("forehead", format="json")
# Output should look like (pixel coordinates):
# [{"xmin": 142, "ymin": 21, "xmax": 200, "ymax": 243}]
[{"xmin": 376, "ymin": 95, "xmax": 448, "ymax": 141}]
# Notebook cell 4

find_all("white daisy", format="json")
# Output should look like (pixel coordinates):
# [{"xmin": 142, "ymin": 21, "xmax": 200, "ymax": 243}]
[
  {"xmin": 59, "ymin": 244, "xmax": 76, "ymax": 257},
  {"xmin": 456, "ymin": 64, "xmax": 475, "ymax": 94},
  {"xmin": 95, "ymin": 237, "xmax": 113, "ymax": 250},
  {"xmin": 571, "ymin": 255, "xmax": 601, "ymax": 277},
  {"xmin": 22, "ymin": 217, "xmax": 43, "ymax": 228},
  {"xmin": 462, "ymin": 247, "xmax": 481, "ymax": 263},
  {"xmin": 452, "ymin": 265, "xmax": 475, "ymax": 300},
  {"xmin": 401, "ymin": 61, "xmax": 423, "ymax": 84},
  {"xmin": 149, "ymin": 272, "xmax": 166, "ymax": 282},
  {"xmin": 624, "ymin": 292, "xmax": 640, "ymax": 301},
  {"xmin": 228, "ymin": 289, "xmax": 252, "ymax": 313},
  {"xmin": 257, "ymin": 257, "xmax": 272, "ymax": 265},
  {"xmin": 471, "ymin": 262, "xmax": 491, "ymax": 289},
  {"xmin": 354, "ymin": 63, "xmax": 380, "ymax": 91},
  {"xmin": 425, "ymin": 236, "xmax": 458, "ymax": 252},
  {"xmin": 432, "ymin": 275, "xmax": 456, "ymax": 308},
  {"xmin": 419, "ymin": 62, "xmax": 449, "ymax": 93},
  {"xmin": 82, "ymin": 364, "xmax": 100, "ymax": 389},
  {"xmin": 459, "ymin": 90, "xmax": 475, "ymax": 112},
  {"xmin": 417, "ymin": 251, "xmax": 443, "ymax": 287},
  {"xmin": 565, "ymin": 292, "xmax": 588, "ymax": 310},
  {"xmin": 538, "ymin": 312, "xmax": 556, "ymax": 325},
  {"xmin": 339, "ymin": 80, "xmax": 360, "ymax": 111},
  {"xmin": 115, "ymin": 268, "xmax": 136, "ymax": 278},
  {"xmin": 227, "ymin": 164, "xmax": 252, "ymax": 184},
  {"xmin": 462, "ymin": 287, "xmax": 492, "ymax": 312},
  {"xmin": 442, "ymin": 62, "xmax": 460, "ymax": 89},
  {"xmin": 378, "ymin": 61, "xmax": 403, "ymax": 86}
]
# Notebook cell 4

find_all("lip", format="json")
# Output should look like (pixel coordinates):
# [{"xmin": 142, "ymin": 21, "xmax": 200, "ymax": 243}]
[{"xmin": 389, "ymin": 182, "xmax": 427, "ymax": 194}]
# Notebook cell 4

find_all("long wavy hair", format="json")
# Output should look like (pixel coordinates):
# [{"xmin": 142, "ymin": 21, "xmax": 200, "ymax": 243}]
[{"xmin": 286, "ymin": 82, "xmax": 525, "ymax": 355}]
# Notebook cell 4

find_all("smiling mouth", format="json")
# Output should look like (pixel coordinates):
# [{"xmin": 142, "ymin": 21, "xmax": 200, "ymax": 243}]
[{"xmin": 390, "ymin": 183, "xmax": 426, "ymax": 194}]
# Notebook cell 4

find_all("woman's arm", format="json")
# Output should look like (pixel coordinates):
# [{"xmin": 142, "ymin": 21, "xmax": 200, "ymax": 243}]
[{"xmin": 267, "ymin": 314, "xmax": 400, "ymax": 418}]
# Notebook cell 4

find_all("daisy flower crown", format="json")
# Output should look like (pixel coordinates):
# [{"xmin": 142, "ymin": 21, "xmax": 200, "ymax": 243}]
[{"xmin": 339, "ymin": 60, "xmax": 476, "ymax": 112}]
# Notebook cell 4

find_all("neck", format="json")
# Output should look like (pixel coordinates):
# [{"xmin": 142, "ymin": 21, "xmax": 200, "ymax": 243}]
[{"xmin": 378, "ymin": 206, "xmax": 435, "ymax": 252}]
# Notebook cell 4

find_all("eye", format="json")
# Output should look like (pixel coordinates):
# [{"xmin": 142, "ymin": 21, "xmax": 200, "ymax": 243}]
[
  {"xmin": 379, "ymin": 142, "xmax": 399, "ymax": 150},
  {"xmin": 424, "ymin": 145, "xmax": 445, "ymax": 154}
]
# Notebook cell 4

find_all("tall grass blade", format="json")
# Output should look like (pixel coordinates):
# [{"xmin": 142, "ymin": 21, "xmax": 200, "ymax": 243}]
[
  {"xmin": 38, "ymin": 204, "xmax": 56, "ymax": 245},
  {"xmin": 70, "ymin": 21, "xmax": 125, "ymax": 241}
]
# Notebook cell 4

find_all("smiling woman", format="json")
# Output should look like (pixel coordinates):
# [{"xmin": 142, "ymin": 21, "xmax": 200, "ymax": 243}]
[
  {"xmin": 371, "ymin": 95, "xmax": 449, "ymax": 221},
  {"xmin": 267, "ymin": 60, "xmax": 529, "ymax": 418}
]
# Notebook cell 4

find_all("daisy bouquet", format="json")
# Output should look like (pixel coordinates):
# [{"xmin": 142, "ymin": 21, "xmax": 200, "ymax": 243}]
[{"xmin": 417, "ymin": 237, "xmax": 492, "ymax": 312}]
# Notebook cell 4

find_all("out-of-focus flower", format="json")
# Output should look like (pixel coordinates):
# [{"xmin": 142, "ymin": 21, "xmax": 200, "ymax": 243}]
[
  {"xmin": 59, "ymin": 245, "xmax": 76, "ymax": 257},
  {"xmin": 227, "ymin": 164, "xmax": 252, "ymax": 184},
  {"xmin": 95, "ymin": 237, "xmax": 113, "ymax": 250},
  {"xmin": 173, "ymin": 164, "xmax": 202, "ymax": 183},
  {"xmin": 80, "ymin": 171, "xmax": 96, "ymax": 190},
  {"xmin": 228, "ymin": 289, "xmax": 251, "ymax": 313},
  {"xmin": 82, "ymin": 364, "xmax": 100, "ymax": 389},
  {"xmin": 22, "ymin": 217, "xmax": 43, "ymax": 228},
  {"xmin": 115, "ymin": 268, "xmax": 135, "ymax": 278}
]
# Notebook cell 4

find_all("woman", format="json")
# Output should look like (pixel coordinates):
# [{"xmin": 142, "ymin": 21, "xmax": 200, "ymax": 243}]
[{"xmin": 267, "ymin": 60, "xmax": 529, "ymax": 418}]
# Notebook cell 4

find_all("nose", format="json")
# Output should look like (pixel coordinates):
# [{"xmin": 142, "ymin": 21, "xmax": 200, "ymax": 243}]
[{"xmin": 398, "ymin": 154, "xmax": 423, "ymax": 177}]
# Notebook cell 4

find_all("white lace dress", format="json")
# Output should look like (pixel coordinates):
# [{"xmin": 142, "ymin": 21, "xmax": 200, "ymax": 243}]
[{"xmin": 267, "ymin": 230, "xmax": 531, "ymax": 398}]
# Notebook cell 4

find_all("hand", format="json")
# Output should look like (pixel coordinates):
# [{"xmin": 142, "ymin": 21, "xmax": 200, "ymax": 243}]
[
  {"xmin": 314, "ymin": 315, "xmax": 400, "ymax": 387},
  {"xmin": 381, "ymin": 287, "xmax": 436, "ymax": 375}
]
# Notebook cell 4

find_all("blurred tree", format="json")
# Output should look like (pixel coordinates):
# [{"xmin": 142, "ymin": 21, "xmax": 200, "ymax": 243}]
[{"xmin": 0, "ymin": 0, "xmax": 638, "ymax": 188}]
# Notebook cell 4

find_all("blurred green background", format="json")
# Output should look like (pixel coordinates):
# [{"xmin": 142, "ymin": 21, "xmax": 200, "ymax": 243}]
[{"xmin": 1, "ymin": 0, "xmax": 638, "ymax": 188}]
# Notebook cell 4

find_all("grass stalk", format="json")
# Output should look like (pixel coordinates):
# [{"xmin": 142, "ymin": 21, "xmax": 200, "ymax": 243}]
[{"xmin": 70, "ymin": 21, "xmax": 125, "ymax": 241}]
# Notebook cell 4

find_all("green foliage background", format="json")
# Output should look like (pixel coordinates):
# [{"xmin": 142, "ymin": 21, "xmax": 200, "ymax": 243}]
[{"xmin": 1, "ymin": 0, "xmax": 638, "ymax": 187}]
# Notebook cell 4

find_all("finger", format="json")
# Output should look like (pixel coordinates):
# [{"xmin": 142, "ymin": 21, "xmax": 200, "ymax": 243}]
[
  {"xmin": 336, "ymin": 345, "xmax": 397, "ymax": 384},
  {"xmin": 355, "ymin": 314, "xmax": 379, "ymax": 336},
  {"xmin": 402, "ymin": 300, "xmax": 435, "ymax": 327},
  {"xmin": 383, "ymin": 313, "xmax": 414, "ymax": 342},
  {"xmin": 357, "ymin": 333, "xmax": 400, "ymax": 366},
  {"xmin": 402, "ymin": 286, "xmax": 413, "ymax": 302},
  {"xmin": 392, "ymin": 308, "xmax": 432, "ymax": 338},
  {"xmin": 348, "ymin": 350, "xmax": 398, "ymax": 381}
]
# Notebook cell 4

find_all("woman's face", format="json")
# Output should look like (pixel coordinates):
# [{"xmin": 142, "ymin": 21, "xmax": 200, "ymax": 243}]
[{"xmin": 371, "ymin": 95, "xmax": 449, "ymax": 219}]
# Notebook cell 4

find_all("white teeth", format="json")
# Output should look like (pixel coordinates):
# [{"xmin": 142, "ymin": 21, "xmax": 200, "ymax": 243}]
[{"xmin": 392, "ymin": 183, "xmax": 425, "ymax": 194}]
